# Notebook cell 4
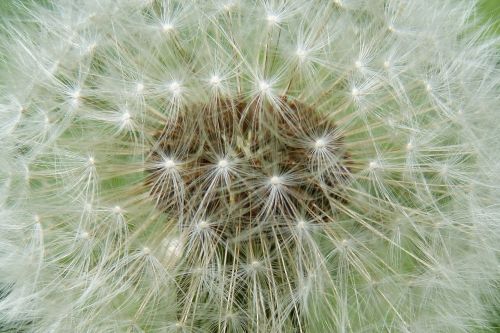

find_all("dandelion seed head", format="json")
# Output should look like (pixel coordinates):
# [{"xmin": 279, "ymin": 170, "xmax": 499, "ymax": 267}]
[
  {"xmin": 147, "ymin": 98, "xmax": 351, "ymax": 242},
  {"xmin": 1, "ymin": 1, "xmax": 498, "ymax": 332}
]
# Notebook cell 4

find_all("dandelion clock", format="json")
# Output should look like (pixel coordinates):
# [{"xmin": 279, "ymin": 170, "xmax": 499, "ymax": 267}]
[{"xmin": 0, "ymin": 0, "xmax": 499, "ymax": 332}]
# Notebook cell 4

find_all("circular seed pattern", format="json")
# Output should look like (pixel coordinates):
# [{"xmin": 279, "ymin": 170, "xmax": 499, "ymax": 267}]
[{"xmin": 147, "ymin": 97, "xmax": 352, "ymax": 234}]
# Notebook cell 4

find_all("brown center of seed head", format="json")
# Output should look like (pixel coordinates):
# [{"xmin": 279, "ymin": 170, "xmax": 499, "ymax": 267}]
[{"xmin": 146, "ymin": 97, "xmax": 351, "ymax": 233}]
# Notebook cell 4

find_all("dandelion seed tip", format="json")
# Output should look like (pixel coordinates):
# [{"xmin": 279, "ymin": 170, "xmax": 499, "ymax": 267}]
[
  {"xmin": 383, "ymin": 60, "xmax": 391, "ymax": 69},
  {"xmin": 355, "ymin": 60, "xmax": 363, "ymax": 69},
  {"xmin": 422, "ymin": 80, "xmax": 432, "ymax": 92},
  {"xmin": 388, "ymin": 24, "xmax": 396, "ymax": 32},
  {"xmin": 80, "ymin": 231, "xmax": 90, "ymax": 239},
  {"xmin": 259, "ymin": 80, "xmax": 271, "ymax": 92},
  {"xmin": 314, "ymin": 138, "xmax": 327, "ymax": 149},
  {"xmin": 142, "ymin": 247, "xmax": 151, "ymax": 255},
  {"xmin": 297, "ymin": 219, "xmax": 306, "ymax": 229},
  {"xmin": 406, "ymin": 142, "xmax": 414, "ymax": 151},
  {"xmin": 197, "ymin": 220, "xmax": 209, "ymax": 229},
  {"xmin": 209, "ymin": 75, "xmax": 221, "ymax": 86},
  {"xmin": 162, "ymin": 23, "xmax": 174, "ymax": 32},
  {"xmin": 34, "ymin": 214, "xmax": 41, "ymax": 223},
  {"xmin": 136, "ymin": 82, "xmax": 144, "ymax": 93},
  {"xmin": 121, "ymin": 111, "xmax": 131, "ymax": 121},
  {"xmin": 163, "ymin": 158, "xmax": 176, "ymax": 169},
  {"xmin": 251, "ymin": 260, "xmax": 261, "ymax": 267},
  {"xmin": 217, "ymin": 159, "xmax": 229, "ymax": 168},
  {"xmin": 351, "ymin": 87, "xmax": 360, "ymax": 97},
  {"xmin": 71, "ymin": 90, "xmax": 81, "ymax": 100},
  {"xmin": 88, "ymin": 156, "xmax": 95, "ymax": 165},
  {"xmin": 266, "ymin": 14, "xmax": 279, "ymax": 24},
  {"xmin": 369, "ymin": 161, "xmax": 378, "ymax": 169},
  {"xmin": 270, "ymin": 175, "xmax": 282, "ymax": 185},
  {"xmin": 168, "ymin": 81, "xmax": 181, "ymax": 95},
  {"xmin": 440, "ymin": 164, "xmax": 449, "ymax": 176},
  {"xmin": 296, "ymin": 48, "xmax": 307, "ymax": 59},
  {"xmin": 113, "ymin": 205, "xmax": 123, "ymax": 214}
]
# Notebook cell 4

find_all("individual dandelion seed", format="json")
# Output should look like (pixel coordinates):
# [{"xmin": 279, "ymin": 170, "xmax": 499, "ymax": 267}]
[{"xmin": 0, "ymin": 0, "xmax": 499, "ymax": 332}]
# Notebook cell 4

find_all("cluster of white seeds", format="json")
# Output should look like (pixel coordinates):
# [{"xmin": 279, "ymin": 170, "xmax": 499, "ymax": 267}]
[{"xmin": 0, "ymin": 0, "xmax": 499, "ymax": 332}]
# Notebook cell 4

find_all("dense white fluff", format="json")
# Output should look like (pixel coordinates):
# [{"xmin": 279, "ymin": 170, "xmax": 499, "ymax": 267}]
[{"xmin": 0, "ymin": 0, "xmax": 499, "ymax": 332}]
